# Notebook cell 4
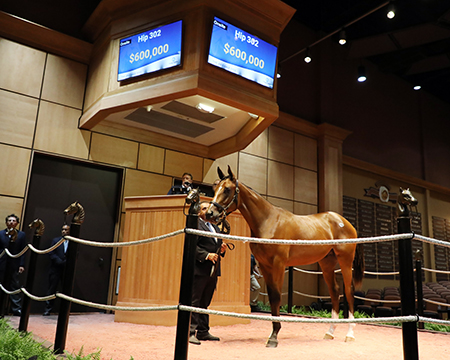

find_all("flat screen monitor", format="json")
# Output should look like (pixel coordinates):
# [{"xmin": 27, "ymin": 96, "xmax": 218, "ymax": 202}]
[
  {"xmin": 118, "ymin": 20, "xmax": 182, "ymax": 81},
  {"xmin": 208, "ymin": 17, "xmax": 278, "ymax": 89}
]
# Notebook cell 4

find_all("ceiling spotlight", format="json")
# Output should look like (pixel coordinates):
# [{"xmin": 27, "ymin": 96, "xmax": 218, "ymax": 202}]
[
  {"xmin": 248, "ymin": 112, "xmax": 259, "ymax": 119},
  {"xmin": 413, "ymin": 85, "xmax": 421, "ymax": 91},
  {"xmin": 304, "ymin": 48, "xmax": 312, "ymax": 63},
  {"xmin": 339, "ymin": 29, "xmax": 347, "ymax": 45},
  {"xmin": 146, "ymin": 105, "xmax": 152, "ymax": 112},
  {"xmin": 357, "ymin": 66, "xmax": 367, "ymax": 82},
  {"xmin": 387, "ymin": 1, "xmax": 396, "ymax": 19},
  {"xmin": 277, "ymin": 65, "xmax": 282, "ymax": 78},
  {"xmin": 196, "ymin": 103, "xmax": 215, "ymax": 113}
]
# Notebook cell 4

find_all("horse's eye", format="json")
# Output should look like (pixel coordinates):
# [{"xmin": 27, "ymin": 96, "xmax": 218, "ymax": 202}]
[{"xmin": 224, "ymin": 187, "xmax": 231, "ymax": 194}]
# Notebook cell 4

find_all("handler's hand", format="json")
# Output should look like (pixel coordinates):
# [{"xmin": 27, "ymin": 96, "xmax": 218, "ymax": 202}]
[
  {"xmin": 207, "ymin": 253, "xmax": 219, "ymax": 263},
  {"xmin": 220, "ymin": 243, "xmax": 227, "ymax": 254}
]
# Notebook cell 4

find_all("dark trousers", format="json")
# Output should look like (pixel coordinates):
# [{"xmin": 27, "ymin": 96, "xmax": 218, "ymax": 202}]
[
  {"xmin": 45, "ymin": 270, "xmax": 62, "ymax": 313},
  {"xmin": 190, "ymin": 274, "xmax": 217, "ymax": 336},
  {"xmin": 0, "ymin": 266, "xmax": 22, "ymax": 313}
]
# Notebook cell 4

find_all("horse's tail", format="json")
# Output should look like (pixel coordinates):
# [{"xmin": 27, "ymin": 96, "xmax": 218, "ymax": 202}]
[{"xmin": 352, "ymin": 244, "xmax": 365, "ymax": 289}]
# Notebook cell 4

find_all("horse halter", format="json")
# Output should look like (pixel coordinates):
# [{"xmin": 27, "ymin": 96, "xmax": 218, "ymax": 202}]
[{"xmin": 210, "ymin": 178, "xmax": 240, "ymax": 220}]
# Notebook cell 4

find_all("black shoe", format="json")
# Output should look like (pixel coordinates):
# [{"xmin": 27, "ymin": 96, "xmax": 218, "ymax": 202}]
[
  {"xmin": 251, "ymin": 305, "xmax": 262, "ymax": 312},
  {"xmin": 189, "ymin": 335, "xmax": 201, "ymax": 345},
  {"xmin": 197, "ymin": 333, "xmax": 220, "ymax": 341},
  {"xmin": 12, "ymin": 310, "xmax": 21, "ymax": 316}
]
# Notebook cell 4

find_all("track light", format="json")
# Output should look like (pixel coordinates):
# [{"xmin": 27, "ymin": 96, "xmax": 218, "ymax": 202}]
[
  {"xmin": 357, "ymin": 66, "xmax": 367, "ymax": 82},
  {"xmin": 413, "ymin": 85, "xmax": 421, "ymax": 91},
  {"xmin": 387, "ymin": 1, "xmax": 396, "ymax": 19},
  {"xmin": 339, "ymin": 29, "xmax": 347, "ymax": 45},
  {"xmin": 304, "ymin": 48, "xmax": 312, "ymax": 63},
  {"xmin": 277, "ymin": 64, "xmax": 282, "ymax": 78}
]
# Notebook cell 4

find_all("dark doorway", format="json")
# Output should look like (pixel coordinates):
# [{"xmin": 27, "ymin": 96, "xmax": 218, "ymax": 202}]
[{"xmin": 22, "ymin": 153, "xmax": 123, "ymax": 313}]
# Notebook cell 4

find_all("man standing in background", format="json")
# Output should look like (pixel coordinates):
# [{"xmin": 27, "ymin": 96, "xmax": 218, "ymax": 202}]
[
  {"xmin": 43, "ymin": 224, "xmax": 70, "ymax": 316},
  {"xmin": 0, "ymin": 214, "xmax": 27, "ymax": 316}
]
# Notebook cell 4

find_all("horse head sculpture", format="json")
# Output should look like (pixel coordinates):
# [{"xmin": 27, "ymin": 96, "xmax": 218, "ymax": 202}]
[
  {"xmin": 397, "ymin": 187, "xmax": 418, "ymax": 218},
  {"xmin": 185, "ymin": 187, "xmax": 201, "ymax": 214},
  {"xmin": 28, "ymin": 218, "xmax": 45, "ymax": 237},
  {"xmin": 64, "ymin": 201, "xmax": 85, "ymax": 225}
]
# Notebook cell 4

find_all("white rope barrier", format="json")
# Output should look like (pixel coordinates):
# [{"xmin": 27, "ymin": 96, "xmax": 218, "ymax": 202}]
[
  {"xmin": 57, "ymin": 293, "xmax": 178, "ymax": 312},
  {"xmin": 418, "ymin": 316, "xmax": 450, "ymax": 326},
  {"xmin": 65, "ymin": 230, "xmax": 184, "ymax": 247},
  {"xmin": 186, "ymin": 229, "xmax": 413, "ymax": 245},
  {"xmin": 0, "ymin": 283, "xmax": 21, "ymax": 295},
  {"xmin": 423, "ymin": 298, "xmax": 450, "ymax": 308},
  {"xmin": 422, "ymin": 267, "xmax": 450, "ymax": 275},
  {"xmin": 21, "ymin": 288, "xmax": 56, "ymax": 302},
  {"xmin": 3, "ymin": 221, "xmax": 450, "ymax": 332},
  {"xmin": 178, "ymin": 305, "xmax": 418, "ymax": 324},
  {"xmin": 28, "ymin": 239, "xmax": 65, "ymax": 255},
  {"xmin": 293, "ymin": 266, "xmax": 400, "ymax": 276},
  {"xmin": 414, "ymin": 234, "xmax": 450, "ymax": 248}
]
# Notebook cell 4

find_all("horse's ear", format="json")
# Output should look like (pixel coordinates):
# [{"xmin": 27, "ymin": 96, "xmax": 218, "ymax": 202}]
[
  {"xmin": 217, "ymin": 167, "xmax": 225, "ymax": 180},
  {"xmin": 227, "ymin": 165, "xmax": 235, "ymax": 180}
]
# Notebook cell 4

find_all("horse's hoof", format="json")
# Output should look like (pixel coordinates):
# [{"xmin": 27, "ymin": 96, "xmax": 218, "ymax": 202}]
[
  {"xmin": 265, "ymin": 339, "xmax": 278, "ymax": 348},
  {"xmin": 345, "ymin": 336, "xmax": 355, "ymax": 342},
  {"xmin": 323, "ymin": 332, "xmax": 334, "ymax": 340}
]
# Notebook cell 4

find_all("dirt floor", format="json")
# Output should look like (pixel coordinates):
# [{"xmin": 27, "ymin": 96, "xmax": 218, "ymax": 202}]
[{"xmin": 5, "ymin": 312, "xmax": 450, "ymax": 360}]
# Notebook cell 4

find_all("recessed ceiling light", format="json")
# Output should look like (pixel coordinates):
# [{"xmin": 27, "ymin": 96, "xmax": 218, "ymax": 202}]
[{"xmin": 196, "ymin": 103, "xmax": 215, "ymax": 113}]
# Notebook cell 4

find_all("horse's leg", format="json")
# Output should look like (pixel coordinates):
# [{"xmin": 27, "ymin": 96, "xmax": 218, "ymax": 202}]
[
  {"xmin": 336, "ymin": 250, "xmax": 357, "ymax": 342},
  {"xmin": 318, "ymin": 252, "xmax": 340, "ymax": 340},
  {"xmin": 259, "ymin": 262, "xmax": 284, "ymax": 348}
]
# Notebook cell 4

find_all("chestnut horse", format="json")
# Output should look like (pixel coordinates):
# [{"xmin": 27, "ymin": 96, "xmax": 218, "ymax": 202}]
[{"xmin": 207, "ymin": 166, "xmax": 364, "ymax": 347}]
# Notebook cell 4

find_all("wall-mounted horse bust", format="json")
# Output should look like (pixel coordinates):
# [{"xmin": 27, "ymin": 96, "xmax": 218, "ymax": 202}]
[{"xmin": 207, "ymin": 166, "xmax": 364, "ymax": 347}]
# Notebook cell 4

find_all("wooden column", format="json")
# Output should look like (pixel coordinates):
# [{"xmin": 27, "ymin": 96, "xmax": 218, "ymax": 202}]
[{"xmin": 317, "ymin": 123, "xmax": 352, "ymax": 214}]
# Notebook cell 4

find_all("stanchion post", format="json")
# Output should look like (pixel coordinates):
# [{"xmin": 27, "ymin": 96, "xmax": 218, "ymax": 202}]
[
  {"xmin": 19, "ymin": 232, "xmax": 42, "ymax": 331},
  {"xmin": 288, "ymin": 267, "xmax": 293, "ymax": 313},
  {"xmin": 0, "ymin": 265, "xmax": 11, "ymax": 317},
  {"xmin": 415, "ymin": 250, "xmax": 424, "ymax": 330},
  {"xmin": 342, "ymin": 282, "xmax": 349, "ymax": 318},
  {"xmin": 54, "ymin": 222, "xmax": 80, "ymax": 354},
  {"xmin": 397, "ymin": 216, "xmax": 419, "ymax": 360},
  {"xmin": 174, "ymin": 205, "xmax": 198, "ymax": 360}
]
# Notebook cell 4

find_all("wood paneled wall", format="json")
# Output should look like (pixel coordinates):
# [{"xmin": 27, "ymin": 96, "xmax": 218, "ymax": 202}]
[{"xmin": 0, "ymin": 34, "xmax": 342, "ymax": 312}]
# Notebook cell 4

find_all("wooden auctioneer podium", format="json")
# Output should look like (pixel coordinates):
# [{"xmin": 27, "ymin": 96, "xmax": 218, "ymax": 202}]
[{"xmin": 115, "ymin": 195, "xmax": 251, "ymax": 326}]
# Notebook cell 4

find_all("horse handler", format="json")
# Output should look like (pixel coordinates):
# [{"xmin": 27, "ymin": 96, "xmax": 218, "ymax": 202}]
[{"xmin": 189, "ymin": 201, "xmax": 227, "ymax": 345}]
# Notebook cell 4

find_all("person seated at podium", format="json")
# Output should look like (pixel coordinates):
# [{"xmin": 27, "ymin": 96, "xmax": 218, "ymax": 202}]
[
  {"xmin": 167, "ymin": 172, "xmax": 193, "ymax": 195},
  {"xmin": 189, "ymin": 201, "xmax": 227, "ymax": 345}
]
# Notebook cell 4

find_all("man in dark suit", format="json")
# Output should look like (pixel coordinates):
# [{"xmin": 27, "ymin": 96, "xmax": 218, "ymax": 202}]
[
  {"xmin": 43, "ymin": 224, "xmax": 70, "ymax": 316},
  {"xmin": 189, "ymin": 202, "xmax": 227, "ymax": 345},
  {"xmin": 0, "ymin": 214, "xmax": 27, "ymax": 316},
  {"xmin": 167, "ymin": 172, "xmax": 193, "ymax": 195}
]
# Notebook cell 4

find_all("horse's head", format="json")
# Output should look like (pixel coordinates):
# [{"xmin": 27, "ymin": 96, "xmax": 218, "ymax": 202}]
[
  {"xmin": 64, "ymin": 201, "xmax": 85, "ymax": 225},
  {"xmin": 28, "ymin": 218, "xmax": 45, "ymax": 237},
  {"xmin": 206, "ymin": 165, "xmax": 239, "ymax": 222},
  {"xmin": 397, "ymin": 187, "xmax": 418, "ymax": 217},
  {"xmin": 398, "ymin": 187, "xmax": 418, "ymax": 207}
]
